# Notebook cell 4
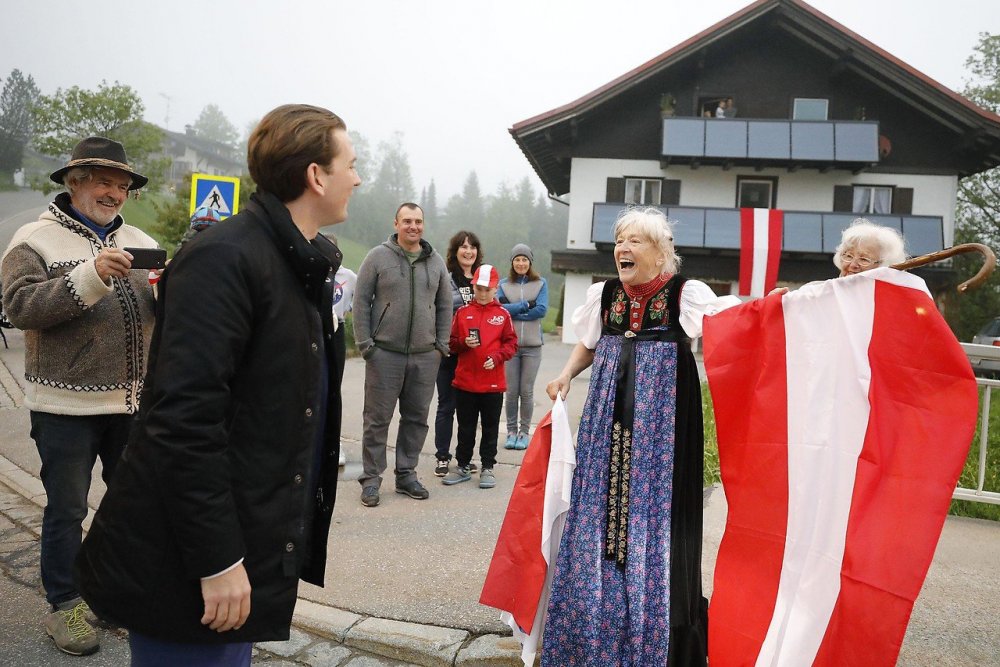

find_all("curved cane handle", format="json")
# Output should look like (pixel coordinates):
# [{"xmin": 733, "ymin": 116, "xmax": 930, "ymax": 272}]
[{"xmin": 891, "ymin": 243, "xmax": 996, "ymax": 293}]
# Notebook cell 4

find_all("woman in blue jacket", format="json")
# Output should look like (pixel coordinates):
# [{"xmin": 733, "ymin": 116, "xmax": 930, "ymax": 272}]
[{"xmin": 498, "ymin": 243, "xmax": 548, "ymax": 449}]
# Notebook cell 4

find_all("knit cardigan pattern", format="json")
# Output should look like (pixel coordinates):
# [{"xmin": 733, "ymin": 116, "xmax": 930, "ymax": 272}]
[{"xmin": 0, "ymin": 200, "xmax": 157, "ymax": 415}]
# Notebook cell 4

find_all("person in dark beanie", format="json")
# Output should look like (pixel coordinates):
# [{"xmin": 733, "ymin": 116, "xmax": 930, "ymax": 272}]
[
  {"xmin": 75, "ymin": 104, "xmax": 360, "ymax": 666},
  {"xmin": 1, "ymin": 136, "xmax": 158, "ymax": 656},
  {"xmin": 497, "ymin": 243, "xmax": 548, "ymax": 450}
]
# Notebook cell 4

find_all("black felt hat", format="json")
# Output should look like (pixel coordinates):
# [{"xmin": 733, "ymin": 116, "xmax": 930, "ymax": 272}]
[{"xmin": 49, "ymin": 137, "xmax": 148, "ymax": 190}]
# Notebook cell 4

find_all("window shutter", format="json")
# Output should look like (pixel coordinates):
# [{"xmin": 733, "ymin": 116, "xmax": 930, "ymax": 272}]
[
  {"xmin": 833, "ymin": 185, "xmax": 853, "ymax": 212},
  {"xmin": 606, "ymin": 178, "xmax": 625, "ymax": 202},
  {"xmin": 662, "ymin": 179, "xmax": 681, "ymax": 205},
  {"xmin": 892, "ymin": 187, "xmax": 913, "ymax": 215}
]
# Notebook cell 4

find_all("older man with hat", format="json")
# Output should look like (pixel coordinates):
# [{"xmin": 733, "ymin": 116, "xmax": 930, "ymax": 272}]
[{"xmin": 1, "ymin": 136, "xmax": 158, "ymax": 656}]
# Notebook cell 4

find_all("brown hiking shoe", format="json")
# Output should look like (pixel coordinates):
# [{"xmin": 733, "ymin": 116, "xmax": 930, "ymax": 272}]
[{"xmin": 44, "ymin": 600, "xmax": 98, "ymax": 656}]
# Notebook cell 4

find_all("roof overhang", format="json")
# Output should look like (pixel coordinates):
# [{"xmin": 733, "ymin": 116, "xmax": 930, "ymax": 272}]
[{"xmin": 511, "ymin": 0, "xmax": 1000, "ymax": 195}]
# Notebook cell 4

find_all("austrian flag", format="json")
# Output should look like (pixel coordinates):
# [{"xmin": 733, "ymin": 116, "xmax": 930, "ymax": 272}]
[
  {"xmin": 480, "ymin": 398, "xmax": 575, "ymax": 666},
  {"xmin": 702, "ymin": 268, "xmax": 977, "ymax": 666},
  {"xmin": 739, "ymin": 208, "xmax": 783, "ymax": 297}
]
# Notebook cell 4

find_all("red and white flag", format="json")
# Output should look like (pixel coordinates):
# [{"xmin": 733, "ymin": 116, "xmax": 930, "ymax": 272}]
[
  {"xmin": 479, "ymin": 397, "xmax": 575, "ymax": 666},
  {"xmin": 702, "ymin": 268, "xmax": 977, "ymax": 666},
  {"xmin": 739, "ymin": 208, "xmax": 783, "ymax": 297}
]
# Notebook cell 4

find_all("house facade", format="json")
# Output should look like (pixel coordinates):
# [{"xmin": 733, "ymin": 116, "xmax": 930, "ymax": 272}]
[
  {"xmin": 160, "ymin": 126, "xmax": 244, "ymax": 186},
  {"xmin": 510, "ymin": 0, "xmax": 1000, "ymax": 342}
]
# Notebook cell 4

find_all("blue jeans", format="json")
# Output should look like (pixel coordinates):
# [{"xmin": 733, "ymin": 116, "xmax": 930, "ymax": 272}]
[
  {"xmin": 30, "ymin": 411, "xmax": 131, "ymax": 607},
  {"xmin": 433, "ymin": 354, "xmax": 459, "ymax": 461}
]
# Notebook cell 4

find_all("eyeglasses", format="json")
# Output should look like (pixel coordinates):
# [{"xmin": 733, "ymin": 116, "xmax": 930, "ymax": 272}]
[{"xmin": 841, "ymin": 251, "xmax": 880, "ymax": 268}]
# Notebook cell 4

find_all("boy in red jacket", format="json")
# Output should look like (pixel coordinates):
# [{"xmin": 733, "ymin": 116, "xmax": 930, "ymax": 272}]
[{"xmin": 443, "ymin": 264, "xmax": 518, "ymax": 488}]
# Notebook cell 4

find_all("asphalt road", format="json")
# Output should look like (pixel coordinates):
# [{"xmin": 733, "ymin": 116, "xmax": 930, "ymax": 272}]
[{"xmin": 0, "ymin": 189, "xmax": 50, "ymax": 254}]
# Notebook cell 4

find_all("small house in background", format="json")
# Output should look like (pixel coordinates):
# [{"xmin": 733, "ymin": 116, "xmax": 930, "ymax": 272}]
[
  {"xmin": 160, "ymin": 126, "xmax": 244, "ymax": 186},
  {"xmin": 510, "ymin": 0, "xmax": 1000, "ymax": 342}
]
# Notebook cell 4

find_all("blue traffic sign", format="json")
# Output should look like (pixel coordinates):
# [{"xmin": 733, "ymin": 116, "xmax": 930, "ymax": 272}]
[{"xmin": 189, "ymin": 174, "xmax": 240, "ymax": 218}]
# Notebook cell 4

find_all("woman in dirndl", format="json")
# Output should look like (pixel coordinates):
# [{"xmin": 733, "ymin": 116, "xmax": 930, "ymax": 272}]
[{"xmin": 542, "ymin": 206, "xmax": 738, "ymax": 666}]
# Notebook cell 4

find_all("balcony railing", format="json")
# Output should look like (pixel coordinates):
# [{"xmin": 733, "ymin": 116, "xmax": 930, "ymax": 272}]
[
  {"xmin": 661, "ymin": 117, "xmax": 880, "ymax": 166},
  {"xmin": 592, "ymin": 203, "xmax": 943, "ymax": 256}
]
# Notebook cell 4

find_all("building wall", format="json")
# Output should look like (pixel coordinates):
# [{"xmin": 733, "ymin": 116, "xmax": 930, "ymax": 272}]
[{"xmin": 559, "ymin": 156, "xmax": 959, "ymax": 343}]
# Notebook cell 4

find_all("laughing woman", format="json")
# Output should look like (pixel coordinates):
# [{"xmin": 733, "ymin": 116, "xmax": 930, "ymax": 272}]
[{"xmin": 543, "ymin": 207, "xmax": 738, "ymax": 666}]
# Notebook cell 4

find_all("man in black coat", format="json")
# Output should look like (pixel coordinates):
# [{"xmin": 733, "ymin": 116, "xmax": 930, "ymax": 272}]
[{"xmin": 74, "ymin": 104, "xmax": 360, "ymax": 664}]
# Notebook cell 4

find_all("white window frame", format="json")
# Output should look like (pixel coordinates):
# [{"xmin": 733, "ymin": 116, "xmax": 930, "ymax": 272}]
[
  {"xmin": 852, "ymin": 185, "xmax": 893, "ymax": 214},
  {"xmin": 624, "ymin": 178, "xmax": 662, "ymax": 205},
  {"xmin": 737, "ymin": 178, "xmax": 776, "ymax": 209},
  {"xmin": 793, "ymin": 97, "xmax": 829, "ymax": 120}
]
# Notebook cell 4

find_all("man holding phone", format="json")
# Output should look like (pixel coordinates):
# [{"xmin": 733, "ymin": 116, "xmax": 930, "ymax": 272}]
[{"xmin": 0, "ymin": 136, "xmax": 159, "ymax": 656}]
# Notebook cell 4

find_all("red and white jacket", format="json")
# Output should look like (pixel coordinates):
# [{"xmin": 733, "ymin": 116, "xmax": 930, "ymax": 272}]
[{"xmin": 449, "ymin": 299, "xmax": 518, "ymax": 393}]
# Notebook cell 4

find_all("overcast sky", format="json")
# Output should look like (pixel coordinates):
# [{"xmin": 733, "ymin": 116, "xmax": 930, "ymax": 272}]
[{"xmin": 3, "ymin": 0, "xmax": 998, "ymax": 200}]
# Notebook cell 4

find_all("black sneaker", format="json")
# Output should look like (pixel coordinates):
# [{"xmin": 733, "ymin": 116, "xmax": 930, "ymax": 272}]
[
  {"xmin": 361, "ymin": 487, "xmax": 380, "ymax": 507},
  {"xmin": 395, "ymin": 479, "xmax": 430, "ymax": 500},
  {"xmin": 434, "ymin": 460, "xmax": 449, "ymax": 477},
  {"xmin": 467, "ymin": 462, "xmax": 479, "ymax": 474}
]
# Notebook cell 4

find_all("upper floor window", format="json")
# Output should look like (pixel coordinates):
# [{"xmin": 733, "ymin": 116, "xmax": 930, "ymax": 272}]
[
  {"xmin": 625, "ymin": 178, "xmax": 662, "ymax": 205},
  {"xmin": 852, "ymin": 185, "xmax": 893, "ymax": 214},
  {"xmin": 833, "ymin": 184, "xmax": 912, "ymax": 215},
  {"xmin": 737, "ymin": 176, "xmax": 777, "ymax": 209},
  {"xmin": 793, "ymin": 98, "xmax": 829, "ymax": 121}
]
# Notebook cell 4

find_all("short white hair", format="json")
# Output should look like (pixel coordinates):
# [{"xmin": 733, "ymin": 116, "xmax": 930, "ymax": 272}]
[
  {"xmin": 833, "ymin": 218, "xmax": 907, "ymax": 270},
  {"xmin": 62, "ymin": 166, "xmax": 94, "ymax": 196},
  {"xmin": 612, "ymin": 206, "xmax": 682, "ymax": 274},
  {"xmin": 63, "ymin": 165, "xmax": 134, "ymax": 196}
]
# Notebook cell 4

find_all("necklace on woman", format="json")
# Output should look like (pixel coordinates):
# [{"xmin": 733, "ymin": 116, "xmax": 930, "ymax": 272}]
[{"xmin": 623, "ymin": 273, "xmax": 670, "ymax": 307}]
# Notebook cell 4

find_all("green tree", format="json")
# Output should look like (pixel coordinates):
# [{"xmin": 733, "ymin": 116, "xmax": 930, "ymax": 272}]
[
  {"xmin": 373, "ymin": 133, "xmax": 414, "ymax": 205},
  {"xmin": 950, "ymin": 32, "xmax": 1000, "ymax": 341},
  {"xmin": 151, "ymin": 177, "xmax": 192, "ymax": 254},
  {"xmin": 192, "ymin": 103, "xmax": 239, "ymax": 148},
  {"xmin": 31, "ymin": 80, "xmax": 165, "ymax": 190},
  {"xmin": 347, "ymin": 132, "xmax": 416, "ymax": 248},
  {"xmin": 423, "ymin": 179, "xmax": 438, "ymax": 222},
  {"xmin": 442, "ymin": 171, "xmax": 485, "ymax": 235},
  {"xmin": 0, "ymin": 68, "xmax": 40, "ymax": 185}
]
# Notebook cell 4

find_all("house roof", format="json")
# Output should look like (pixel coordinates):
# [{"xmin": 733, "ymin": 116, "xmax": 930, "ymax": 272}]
[
  {"xmin": 162, "ymin": 129, "xmax": 243, "ymax": 170},
  {"xmin": 511, "ymin": 0, "xmax": 1000, "ymax": 195}
]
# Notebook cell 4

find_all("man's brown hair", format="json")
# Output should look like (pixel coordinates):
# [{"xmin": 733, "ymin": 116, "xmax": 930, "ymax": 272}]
[{"xmin": 247, "ymin": 104, "xmax": 346, "ymax": 203}]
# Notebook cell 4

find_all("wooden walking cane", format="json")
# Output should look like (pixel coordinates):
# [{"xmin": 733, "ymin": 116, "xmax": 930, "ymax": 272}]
[{"xmin": 891, "ymin": 243, "xmax": 997, "ymax": 293}]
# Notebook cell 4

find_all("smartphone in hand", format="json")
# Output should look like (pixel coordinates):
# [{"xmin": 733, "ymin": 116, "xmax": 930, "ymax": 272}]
[
  {"xmin": 124, "ymin": 247, "xmax": 167, "ymax": 270},
  {"xmin": 469, "ymin": 328, "xmax": 480, "ymax": 344}
]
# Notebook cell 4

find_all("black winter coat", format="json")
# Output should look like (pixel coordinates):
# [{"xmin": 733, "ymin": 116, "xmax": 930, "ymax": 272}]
[{"xmin": 74, "ymin": 192, "xmax": 343, "ymax": 643}]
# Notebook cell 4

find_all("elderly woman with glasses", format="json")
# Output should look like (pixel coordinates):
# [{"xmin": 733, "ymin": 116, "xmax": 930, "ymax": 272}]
[
  {"xmin": 543, "ymin": 207, "xmax": 738, "ymax": 666},
  {"xmin": 833, "ymin": 218, "xmax": 907, "ymax": 276}
]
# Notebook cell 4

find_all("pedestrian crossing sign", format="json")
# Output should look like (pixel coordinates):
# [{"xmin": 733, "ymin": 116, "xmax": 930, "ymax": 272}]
[{"xmin": 189, "ymin": 174, "xmax": 240, "ymax": 219}]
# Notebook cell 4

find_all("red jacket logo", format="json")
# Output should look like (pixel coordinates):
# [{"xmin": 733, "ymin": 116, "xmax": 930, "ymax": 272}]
[{"xmin": 487, "ymin": 315, "xmax": 506, "ymax": 326}]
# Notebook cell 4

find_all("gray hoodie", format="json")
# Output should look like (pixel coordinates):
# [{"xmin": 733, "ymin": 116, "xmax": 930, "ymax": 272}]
[{"xmin": 352, "ymin": 234, "xmax": 451, "ymax": 358}]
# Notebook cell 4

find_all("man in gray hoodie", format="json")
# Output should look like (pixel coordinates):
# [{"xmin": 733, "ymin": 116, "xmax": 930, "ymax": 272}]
[{"xmin": 352, "ymin": 202, "xmax": 451, "ymax": 507}]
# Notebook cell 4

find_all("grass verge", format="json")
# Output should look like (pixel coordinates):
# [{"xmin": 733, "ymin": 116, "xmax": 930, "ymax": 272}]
[{"xmin": 949, "ymin": 384, "xmax": 1000, "ymax": 521}]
